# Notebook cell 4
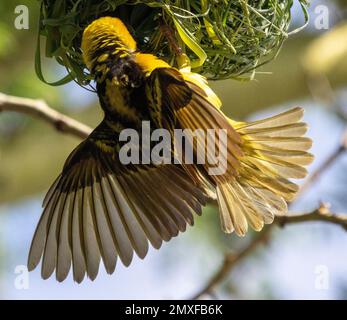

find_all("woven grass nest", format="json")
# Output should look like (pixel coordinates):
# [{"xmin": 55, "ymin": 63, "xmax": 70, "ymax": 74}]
[{"xmin": 36, "ymin": 0, "xmax": 309, "ymax": 88}]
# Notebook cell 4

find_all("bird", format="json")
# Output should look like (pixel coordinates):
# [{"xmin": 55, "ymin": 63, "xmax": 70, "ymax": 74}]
[{"xmin": 27, "ymin": 16, "xmax": 314, "ymax": 283}]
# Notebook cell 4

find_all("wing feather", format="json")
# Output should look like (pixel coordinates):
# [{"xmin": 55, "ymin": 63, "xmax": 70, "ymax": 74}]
[
  {"xmin": 91, "ymin": 165, "xmax": 118, "ymax": 274},
  {"xmin": 99, "ymin": 176, "xmax": 134, "ymax": 266},
  {"xmin": 28, "ymin": 181, "xmax": 60, "ymax": 271},
  {"xmin": 56, "ymin": 181, "xmax": 75, "ymax": 281},
  {"xmin": 71, "ymin": 186, "xmax": 87, "ymax": 283},
  {"xmin": 41, "ymin": 180, "xmax": 69, "ymax": 279},
  {"xmin": 82, "ymin": 162, "xmax": 101, "ymax": 280},
  {"xmin": 29, "ymin": 136, "xmax": 207, "ymax": 281}
]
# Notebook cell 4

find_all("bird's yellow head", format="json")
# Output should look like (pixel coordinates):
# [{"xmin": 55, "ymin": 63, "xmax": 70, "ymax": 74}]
[{"xmin": 82, "ymin": 17, "xmax": 137, "ymax": 72}]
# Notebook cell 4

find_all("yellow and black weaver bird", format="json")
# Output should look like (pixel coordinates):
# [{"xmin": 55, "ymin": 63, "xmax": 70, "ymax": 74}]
[{"xmin": 28, "ymin": 17, "xmax": 313, "ymax": 282}]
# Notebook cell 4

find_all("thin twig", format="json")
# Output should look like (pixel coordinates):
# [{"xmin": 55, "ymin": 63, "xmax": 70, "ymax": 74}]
[
  {"xmin": 0, "ymin": 92, "xmax": 92, "ymax": 139},
  {"xmin": 192, "ymin": 204, "xmax": 347, "ymax": 299},
  {"xmin": 277, "ymin": 203, "xmax": 347, "ymax": 231},
  {"xmin": 191, "ymin": 225, "xmax": 273, "ymax": 300},
  {"xmin": 160, "ymin": 18, "xmax": 183, "ymax": 56},
  {"xmin": 297, "ymin": 128, "xmax": 347, "ymax": 197}
]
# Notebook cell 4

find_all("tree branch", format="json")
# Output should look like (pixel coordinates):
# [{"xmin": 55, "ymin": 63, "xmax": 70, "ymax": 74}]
[
  {"xmin": 297, "ymin": 127, "xmax": 347, "ymax": 197},
  {"xmin": 276, "ymin": 203, "xmax": 347, "ymax": 231},
  {"xmin": 0, "ymin": 92, "xmax": 92, "ymax": 139},
  {"xmin": 191, "ymin": 226, "xmax": 273, "ymax": 300},
  {"xmin": 192, "ymin": 204, "xmax": 347, "ymax": 299}
]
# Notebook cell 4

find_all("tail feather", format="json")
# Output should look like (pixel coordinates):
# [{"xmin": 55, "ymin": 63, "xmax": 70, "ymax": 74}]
[
  {"xmin": 218, "ymin": 107, "xmax": 313, "ymax": 236},
  {"xmin": 178, "ymin": 73, "xmax": 313, "ymax": 237},
  {"xmin": 252, "ymin": 147, "xmax": 313, "ymax": 166},
  {"xmin": 248, "ymin": 155, "xmax": 308, "ymax": 178},
  {"xmin": 234, "ymin": 107, "xmax": 304, "ymax": 130},
  {"xmin": 241, "ymin": 122, "xmax": 308, "ymax": 138},
  {"xmin": 247, "ymin": 136, "xmax": 312, "ymax": 151}
]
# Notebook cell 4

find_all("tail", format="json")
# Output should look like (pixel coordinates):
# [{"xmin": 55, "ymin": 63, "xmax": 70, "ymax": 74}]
[
  {"xmin": 177, "ymin": 71, "xmax": 313, "ymax": 236},
  {"xmin": 218, "ymin": 107, "xmax": 313, "ymax": 235}
]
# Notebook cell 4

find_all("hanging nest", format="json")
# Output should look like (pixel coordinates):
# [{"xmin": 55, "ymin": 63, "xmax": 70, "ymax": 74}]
[{"xmin": 36, "ymin": 0, "xmax": 309, "ymax": 88}]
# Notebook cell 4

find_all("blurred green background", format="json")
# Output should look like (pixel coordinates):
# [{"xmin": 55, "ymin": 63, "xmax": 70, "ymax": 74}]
[{"xmin": 1, "ymin": 0, "xmax": 347, "ymax": 299}]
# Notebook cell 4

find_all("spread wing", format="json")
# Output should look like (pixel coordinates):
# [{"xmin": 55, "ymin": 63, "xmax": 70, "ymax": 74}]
[
  {"xmin": 145, "ymin": 67, "xmax": 244, "ymax": 184},
  {"xmin": 28, "ymin": 135, "xmax": 209, "ymax": 283}
]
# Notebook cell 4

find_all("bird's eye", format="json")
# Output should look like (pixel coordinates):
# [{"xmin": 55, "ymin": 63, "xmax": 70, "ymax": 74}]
[{"xmin": 119, "ymin": 74, "xmax": 129, "ymax": 86}]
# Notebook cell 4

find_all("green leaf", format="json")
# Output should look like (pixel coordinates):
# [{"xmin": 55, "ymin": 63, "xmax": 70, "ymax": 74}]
[
  {"xmin": 35, "ymin": 32, "xmax": 73, "ymax": 86},
  {"xmin": 171, "ymin": 15, "xmax": 207, "ymax": 69}
]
